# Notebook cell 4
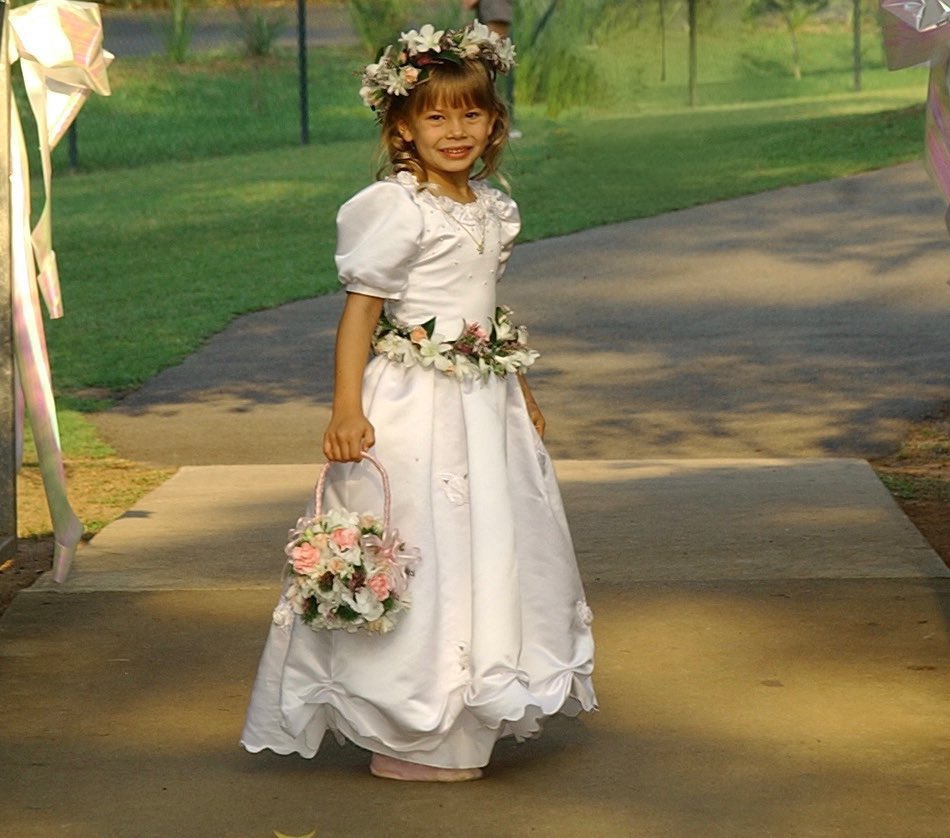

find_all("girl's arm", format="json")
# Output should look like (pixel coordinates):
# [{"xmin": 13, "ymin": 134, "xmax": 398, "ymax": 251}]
[
  {"xmin": 517, "ymin": 372, "xmax": 546, "ymax": 439},
  {"xmin": 323, "ymin": 292, "xmax": 385, "ymax": 462}
]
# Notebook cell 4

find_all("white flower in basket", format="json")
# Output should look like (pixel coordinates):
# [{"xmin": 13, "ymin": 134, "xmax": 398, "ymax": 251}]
[{"xmin": 281, "ymin": 453, "xmax": 420, "ymax": 634}]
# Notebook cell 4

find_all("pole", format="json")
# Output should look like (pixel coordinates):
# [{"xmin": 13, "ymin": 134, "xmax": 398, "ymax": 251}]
[
  {"xmin": 0, "ymin": 1, "xmax": 16, "ymax": 563},
  {"xmin": 68, "ymin": 119, "xmax": 78, "ymax": 172},
  {"xmin": 297, "ymin": 0, "xmax": 309, "ymax": 145}
]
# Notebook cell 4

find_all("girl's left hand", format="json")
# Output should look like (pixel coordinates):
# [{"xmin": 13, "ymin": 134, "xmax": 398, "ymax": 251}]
[
  {"xmin": 525, "ymin": 397, "xmax": 546, "ymax": 439},
  {"xmin": 517, "ymin": 372, "xmax": 546, "ymax": 438}
]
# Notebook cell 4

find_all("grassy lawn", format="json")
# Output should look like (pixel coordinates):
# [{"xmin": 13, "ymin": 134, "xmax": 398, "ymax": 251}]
[
  {"xmin": 13, "ymin": 20, "xmax": 936, "ymax": 537},
  {"xmin": 47, "ymin": 95, "xmax": 927, "ymax": 409}
]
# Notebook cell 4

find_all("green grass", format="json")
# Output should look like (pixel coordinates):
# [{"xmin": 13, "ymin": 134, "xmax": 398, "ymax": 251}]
[
  {"xmin": 45, "ymin": 49, "xmax": 377, "ymax": 171},
  {"xmin": 877, "ymin": 472, "xmax": 950, "ymax": 502},
  {"xmin": 16, "ymin": 22, "xmax": 933, "ymax": 457},
  {"xmin": 47, "ymin": 94, "xmax": 926, "ymax": 415}
]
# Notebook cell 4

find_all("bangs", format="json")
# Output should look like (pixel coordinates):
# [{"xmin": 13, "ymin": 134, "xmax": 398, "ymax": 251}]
[{"xmin": 410, "ymin": 60, "xmax": 496, "ymax": 113}]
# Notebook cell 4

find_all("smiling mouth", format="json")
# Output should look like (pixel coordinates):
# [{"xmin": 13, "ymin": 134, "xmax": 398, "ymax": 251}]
[{"xmin": 440, "ymin": 147, "xmax": 472, "ymax": 155}]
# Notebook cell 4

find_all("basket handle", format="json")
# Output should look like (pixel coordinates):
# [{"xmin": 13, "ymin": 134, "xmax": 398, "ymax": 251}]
[{"xmin": 313, "ymin": 451, "xmax": 391, "ymax": 531}]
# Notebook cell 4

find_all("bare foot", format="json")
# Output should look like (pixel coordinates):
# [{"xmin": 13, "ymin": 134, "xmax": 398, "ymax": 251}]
[{"xmin": 370, "ymin": 753, "xmax": 483, "ymax": 782}]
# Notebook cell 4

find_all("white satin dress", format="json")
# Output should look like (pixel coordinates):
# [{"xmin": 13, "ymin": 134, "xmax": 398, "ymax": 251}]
[{"xmin": 241, "ymin": 171, "xmax": 597, "ymax": 769}]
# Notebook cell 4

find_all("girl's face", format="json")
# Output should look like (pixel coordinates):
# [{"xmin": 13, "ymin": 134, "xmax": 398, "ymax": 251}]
[{"xmin": 398, "ymin": 100, "xmax": 496, "ymax": 196}]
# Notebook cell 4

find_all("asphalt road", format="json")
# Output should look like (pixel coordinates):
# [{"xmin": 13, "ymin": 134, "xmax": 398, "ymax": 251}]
[
  {"xmin": 92, "ymin": 163, "xmax": 950, "ymax": 465},
  {"xmin": 102, "ymin": 3, "xmax": 357, "ymax": 58}
]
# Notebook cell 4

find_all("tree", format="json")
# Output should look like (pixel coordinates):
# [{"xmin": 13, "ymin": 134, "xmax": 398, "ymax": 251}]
[
  {"xmin": 164, "ymin": 0, "xmax": 191, "ymax": 63},
  {"xmin": 852, "ymin": 0, "xmax": 861, "ymax": 91},
  {"xmin": 659, "ymin": 0, "xmax": 667, "ymax": 82},
  {"xmin": 688, "ymin": 0, "xmax": 698, "ymax": 104},
  {"xmin": 746, "ymin": 0, "xmax": 830, "ymax": 81}
]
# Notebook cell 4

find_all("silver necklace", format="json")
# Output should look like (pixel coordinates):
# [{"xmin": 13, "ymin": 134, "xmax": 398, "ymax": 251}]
[{"xmin": 446, "ymin": 210, "xmax": 486, "ymax": 254}]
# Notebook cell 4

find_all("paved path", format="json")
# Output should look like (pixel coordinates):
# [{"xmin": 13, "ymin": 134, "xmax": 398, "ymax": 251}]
[
  {"xmin": 102, "ymin": 4, "xmax": 357, "ymax": 58},
  {"xmin": 3, "ymin": 164, "xmax": 950, "ymax": 836},
  {"xmin": 93, "ymin": 163, "xmax": 950, "ymax": 465}
]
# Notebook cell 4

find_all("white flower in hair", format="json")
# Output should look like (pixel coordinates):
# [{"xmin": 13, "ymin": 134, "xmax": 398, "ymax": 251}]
[
  {"xmin": 360, "ymin": 20, "xmax": 517, "ymax": 120},
  {"xmin": 460, "ymin": 20, "xmax": 491, "ymax": 55},
  {"xmin": 385, "ymin": 71, "xmax": 410, "ymax": 96},
  {"xmin": 494, "ymin": 38, "xmax": 516, "ymax": 70},
  {"xmin": 400, "ymin": 24, "xmax": 444, "ymax": 55}
]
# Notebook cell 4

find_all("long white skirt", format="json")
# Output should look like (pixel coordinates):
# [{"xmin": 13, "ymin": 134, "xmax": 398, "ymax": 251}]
[{"xmin": 240, "ymin": 358, "xmax": 597, "ymax": 769}]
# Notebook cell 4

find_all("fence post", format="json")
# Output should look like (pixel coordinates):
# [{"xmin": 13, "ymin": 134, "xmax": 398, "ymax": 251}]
[
  {"xmin": 0, "ymin": 1, "xmax": 16, "ymax": 564},
  {"xmin": 68, "ymin": 119, "xmax": 78, "ymax": 172}
]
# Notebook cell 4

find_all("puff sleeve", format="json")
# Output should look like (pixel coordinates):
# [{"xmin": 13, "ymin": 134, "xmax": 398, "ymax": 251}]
[
  {"xmin": 335, "ymin": 180, "xmax": 424, "ymax": 300},
  {"xmin": 495, "ymin": 190, "xmax": 521, "ymax": 281}
]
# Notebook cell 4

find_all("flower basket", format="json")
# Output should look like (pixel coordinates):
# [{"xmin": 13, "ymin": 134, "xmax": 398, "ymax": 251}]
[{"xmin": 280, "ymin": 452, "xmax": 420, "ymax": 634}]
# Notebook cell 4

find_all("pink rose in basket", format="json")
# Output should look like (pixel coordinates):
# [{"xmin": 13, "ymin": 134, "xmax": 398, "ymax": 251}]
[
  {"xmin": 292, "ymin": 542, "xmax": 320, "ymax": 574},
  {"xmin": 367, "ymin": 573, "xmax": 392, "ymax": 601},
  {"xmin": 331, "ymin": 527, "xmax": 360, "ymax": 550},
  {"xmin": 288, "ymin": 453, "xmax": 419, "ymax": 634}
]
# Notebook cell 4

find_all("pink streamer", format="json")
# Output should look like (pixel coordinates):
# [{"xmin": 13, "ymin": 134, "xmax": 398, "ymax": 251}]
[
  {"xmin": 881, "ymin": 1, "xmax": 950, "ymax": 231},
  {"xmin": 7, "ymin": 0, "xmax": 112, "ymax": 581},
  {"xmin": 360, "ymin": 531, "xmax": 420, "ymax": 597}
]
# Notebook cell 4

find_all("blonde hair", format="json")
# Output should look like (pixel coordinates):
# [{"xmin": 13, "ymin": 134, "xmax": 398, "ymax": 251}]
[{"xmin": 377, "ymin": 59, "xmax": 509, "ymax": 183}]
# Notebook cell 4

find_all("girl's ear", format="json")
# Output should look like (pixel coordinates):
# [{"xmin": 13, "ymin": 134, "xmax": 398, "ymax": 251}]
[{"xmin": 397, "ymin": 120, "xmax": 413, "ymax": 143}]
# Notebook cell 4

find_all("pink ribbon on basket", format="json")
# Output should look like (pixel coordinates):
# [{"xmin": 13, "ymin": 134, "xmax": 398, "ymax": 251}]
[
  {"xmin": 881, "ymin": 1, "xmax": 950, "ymax": 229},
  {"xmin": 360, "ymin": 530, "xmax": 420, "ymax": 597},
  {"xmin": 7, "ymin": 0, "xmax": 113, "ymax": 581}
]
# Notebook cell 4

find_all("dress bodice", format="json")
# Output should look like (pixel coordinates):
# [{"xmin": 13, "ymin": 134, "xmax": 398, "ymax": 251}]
[{"xmin": 335, "ymin": 171, "xmax": 521, "ymax": 339}]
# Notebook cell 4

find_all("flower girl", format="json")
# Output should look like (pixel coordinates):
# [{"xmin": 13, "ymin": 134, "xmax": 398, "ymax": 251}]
[{"xmin": 241, "ymin": 20, "xmax": 596, "ymax": 782}]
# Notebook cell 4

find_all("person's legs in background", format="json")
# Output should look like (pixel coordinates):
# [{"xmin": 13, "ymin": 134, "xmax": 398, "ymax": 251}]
[{"xmin": 468, "ymin": 0, "xmax": 520, "ymax": 137}]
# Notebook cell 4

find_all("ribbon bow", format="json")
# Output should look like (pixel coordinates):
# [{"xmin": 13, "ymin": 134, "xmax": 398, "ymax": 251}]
[
  {"xmin": 8, "ymin": 0, "xmax": 112, "ymax": 581},
  {"xmin": 881, "ymin": 1, "xmax": 950, "ymax": 225},
  {"xmin": 360, "ymin": 530, "xmax": 421, "ymax": 597}
]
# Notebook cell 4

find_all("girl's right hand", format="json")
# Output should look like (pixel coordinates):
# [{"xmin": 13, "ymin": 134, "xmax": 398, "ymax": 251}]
[{"xmin": 323, "ymin": 411, "xmax": 375, "ymax": 462}]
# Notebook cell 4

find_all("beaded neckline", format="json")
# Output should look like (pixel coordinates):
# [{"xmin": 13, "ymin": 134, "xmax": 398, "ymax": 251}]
[{"xmin": 393, "ymin": 171, "xmax": 492, "ymax": 252}]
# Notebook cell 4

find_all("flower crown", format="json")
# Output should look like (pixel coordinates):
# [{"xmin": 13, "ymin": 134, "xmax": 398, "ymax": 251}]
[{"xmin": 359, "ymin": 20, "xmax": 516, "ymax": 120}]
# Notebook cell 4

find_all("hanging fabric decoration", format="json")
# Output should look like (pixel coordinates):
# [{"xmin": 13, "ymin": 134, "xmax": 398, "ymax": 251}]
[
  {"xmin": 7, "ymin": 0, "xmax": 112, "ymax": 582},
  {"xmin": 881, "ymin": 1, "xmax": 950, "ymax": 228}
]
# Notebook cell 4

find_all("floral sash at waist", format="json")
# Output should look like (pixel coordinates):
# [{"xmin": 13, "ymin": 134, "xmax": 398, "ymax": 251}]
[{"xmin": 372, "ymin": 305, "xmax": 539, "ymax": 381}]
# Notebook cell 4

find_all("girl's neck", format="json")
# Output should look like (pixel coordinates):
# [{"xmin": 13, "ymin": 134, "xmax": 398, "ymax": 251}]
[{"xmin": 420, "ymin": 170, "xmax": 476, "ymax": 204}]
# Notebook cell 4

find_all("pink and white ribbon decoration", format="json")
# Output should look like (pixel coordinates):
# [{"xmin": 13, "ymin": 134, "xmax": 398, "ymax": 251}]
[
  {"xmin": 881, "ymin": 1, "xmax": 950, "ymax": 225},
  {"xmin": 7, "ymin": 0, "xmax": 112, "ymax": 581}
]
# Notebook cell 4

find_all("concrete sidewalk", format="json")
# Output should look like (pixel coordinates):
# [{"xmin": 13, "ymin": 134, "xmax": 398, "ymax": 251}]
[
  {"xmin": 2, "ymin": 459, "xmax": 949, "ymax": 836},
  {"xmin": 4, "ymin": 163, "xmax": 950, "ymax": 836}
]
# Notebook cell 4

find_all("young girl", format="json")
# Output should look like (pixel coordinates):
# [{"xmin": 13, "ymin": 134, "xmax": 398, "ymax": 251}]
[{"xmin": 241, "ymin": 20, "xmax": 596, "ymax": 782}]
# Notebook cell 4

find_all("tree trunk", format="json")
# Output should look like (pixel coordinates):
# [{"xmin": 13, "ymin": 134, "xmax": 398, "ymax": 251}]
[
  {"xmin": 782, "ymin": 13, "xmax": 801, "ymax": 81},
  {"xmin": 852, "ymin": 0, "xmax": 862, "ymax": 92},
  {"xmin": 659, "ymin": 0, "xmax": 667, "ymax": 83},
  {"xmin": 688, "ymin": 0, "xmax": 697, "ymax": 105}
]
